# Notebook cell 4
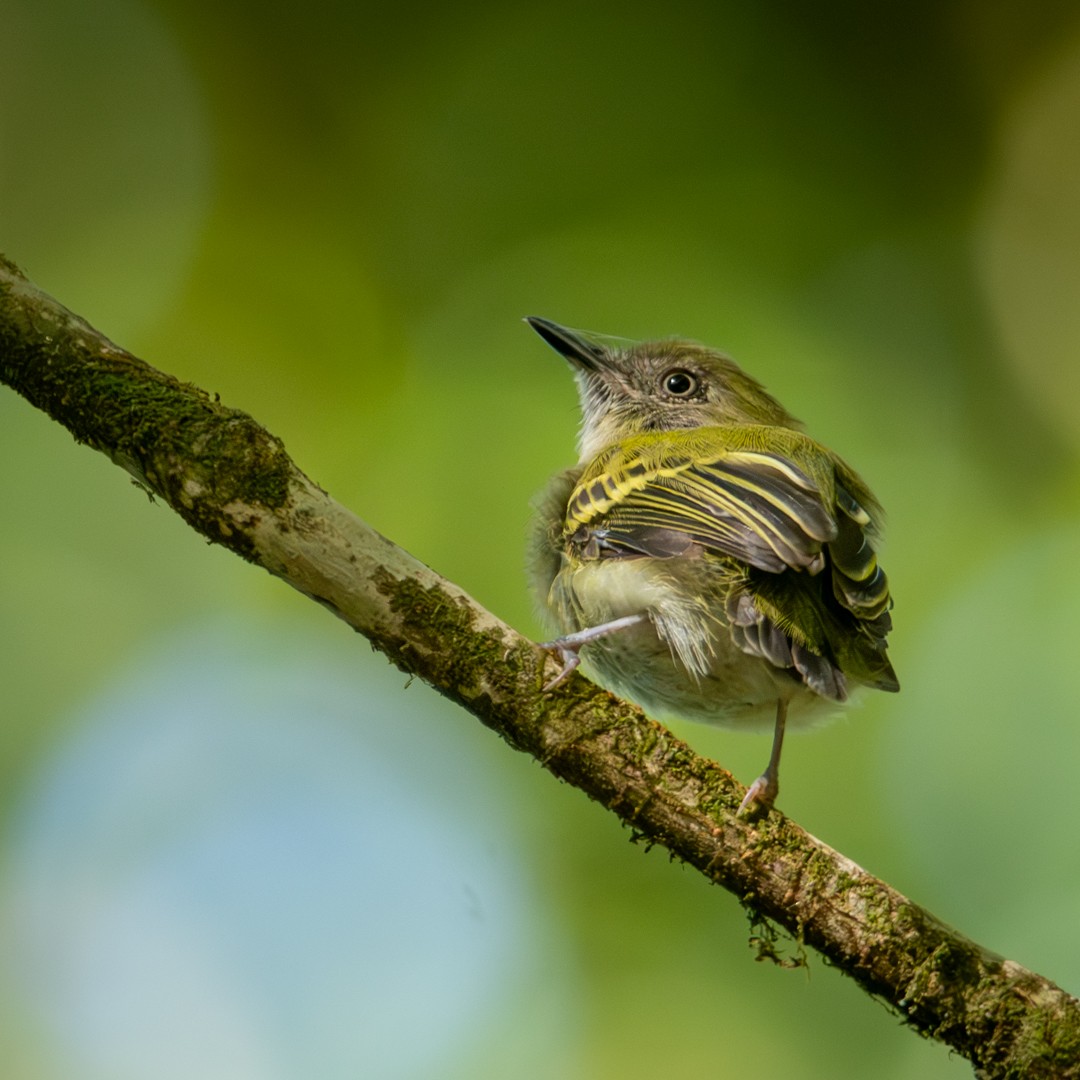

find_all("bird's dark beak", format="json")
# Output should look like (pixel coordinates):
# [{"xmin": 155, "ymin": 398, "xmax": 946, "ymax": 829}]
[{"xmin": 525, "ymin": 316, "xmax": 608, "ymax": 372}]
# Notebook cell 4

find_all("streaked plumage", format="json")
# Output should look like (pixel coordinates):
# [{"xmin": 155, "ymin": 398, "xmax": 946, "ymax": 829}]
[{"xmin": 526, "ymin": 317, "xmax": 898, "ymax": 813}]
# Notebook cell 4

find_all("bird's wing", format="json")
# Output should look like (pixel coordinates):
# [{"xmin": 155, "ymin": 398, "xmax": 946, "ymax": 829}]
[
  {"xmin": 565, "ymin": 436, "xmax": 897, "ymax": 696},
  {"xmin": 566, "ymin": 443, "xmax": 838, "ymax": 574}
]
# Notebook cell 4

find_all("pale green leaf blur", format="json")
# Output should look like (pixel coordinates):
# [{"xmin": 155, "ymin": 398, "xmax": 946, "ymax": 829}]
[{"xmin": 2, "ymin": 1, "xmax": 1080, "ymax": 1077}]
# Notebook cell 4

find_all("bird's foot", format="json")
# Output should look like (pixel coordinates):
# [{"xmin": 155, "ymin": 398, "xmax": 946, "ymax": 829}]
[
  {"xmin": 537, "ymin": 614, "xmax": 648, "ymax": 692},
  {"xmin": 538, "ymin": 640, "xmax": 582, "ymax": 691},
  {"xmin": 738, "ymin": 771, "xmax": 779, "ymax": 817}
]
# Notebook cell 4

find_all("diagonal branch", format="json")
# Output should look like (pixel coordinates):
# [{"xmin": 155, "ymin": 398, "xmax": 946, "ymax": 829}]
[{"xmin": 1, "ymin": 254, "xmax": 1076, "ymax": 1078}]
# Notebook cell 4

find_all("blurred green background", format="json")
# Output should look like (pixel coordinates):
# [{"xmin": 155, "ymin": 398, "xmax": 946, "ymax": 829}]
[{"xmin": 3, "ymin": 1, "xmax": 1080, "ymax": 1077}]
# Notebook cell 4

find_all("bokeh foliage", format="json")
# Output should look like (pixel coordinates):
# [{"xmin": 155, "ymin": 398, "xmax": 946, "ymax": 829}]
[{"xmin": 3, "ymin": 1, "xmax": 1080, "ymax": 1076}]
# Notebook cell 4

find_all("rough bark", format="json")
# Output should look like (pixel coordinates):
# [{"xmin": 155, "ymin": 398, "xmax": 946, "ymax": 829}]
[{"xmin": 1, "ymin": 254, "xmax": 1077, "ymax": 1079}]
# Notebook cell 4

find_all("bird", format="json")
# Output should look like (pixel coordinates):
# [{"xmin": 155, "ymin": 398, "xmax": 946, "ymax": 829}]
[{"xmin": 525, "ymin": 316, "xmax": 898, "ymax": 814}]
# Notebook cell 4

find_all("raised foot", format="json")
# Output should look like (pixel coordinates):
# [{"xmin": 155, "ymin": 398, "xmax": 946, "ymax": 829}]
[
  {"xmin": 538, "ymin": 640, "xmax": 582, "ymax": 691},
  {"xmin": 537, "ymin": 614, "xmax": 648, "ymax": 692}
]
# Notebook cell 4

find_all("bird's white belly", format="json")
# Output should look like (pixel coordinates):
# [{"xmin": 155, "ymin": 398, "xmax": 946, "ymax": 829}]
[{"xmin": 550, "ymin": 559, "xmax": 836, "ymax": 733}]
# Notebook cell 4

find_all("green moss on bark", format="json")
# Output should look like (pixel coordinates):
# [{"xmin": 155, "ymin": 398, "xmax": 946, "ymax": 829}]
[{"xmin": 0, "ymin": 267, "xmax": 295, "ymax": 562}]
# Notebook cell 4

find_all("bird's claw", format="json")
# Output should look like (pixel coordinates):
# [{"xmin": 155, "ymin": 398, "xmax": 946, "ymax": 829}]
[
  {"xmin": 539, "ymin": 640, "xmax": 581, "ymax": 691},
  {"xmin": 536, "ymin": 615, "xmax": 648, "ymax": 692},
  {"xmin": 738, "ymin": 772, "xmax": 779, "ymax": 817}
]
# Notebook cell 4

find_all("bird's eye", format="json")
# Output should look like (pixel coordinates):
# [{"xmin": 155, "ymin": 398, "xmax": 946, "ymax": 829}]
[{"xmin": 662, "ymin": 369, "xmax": 698, "ymax": 397}]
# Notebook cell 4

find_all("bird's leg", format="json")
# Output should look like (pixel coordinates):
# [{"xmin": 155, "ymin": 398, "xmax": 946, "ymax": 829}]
[
  {"xmin": 738, "ymin": 698, "xmax": 788, "ymax": 815},
  {"xmin": 540, "ymin": 614, "xmax": 648, "ymax": 691}
]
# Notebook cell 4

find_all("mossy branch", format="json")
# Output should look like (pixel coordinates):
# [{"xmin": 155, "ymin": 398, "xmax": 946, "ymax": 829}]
[{"xmin": 1, "ymin": 254, "xmax": 1077, "ymax": 1079}]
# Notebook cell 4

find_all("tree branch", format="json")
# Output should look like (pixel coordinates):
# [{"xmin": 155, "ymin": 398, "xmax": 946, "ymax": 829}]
[{"xmin": 1, "ymin": 254, "xmax": 1076, "ymax": 1078}]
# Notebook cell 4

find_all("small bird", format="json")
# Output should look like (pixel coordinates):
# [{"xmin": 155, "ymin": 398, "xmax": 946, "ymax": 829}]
[{"xmin": 526, "ymin": 317, "xmax": 898, "ymax": 814}]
